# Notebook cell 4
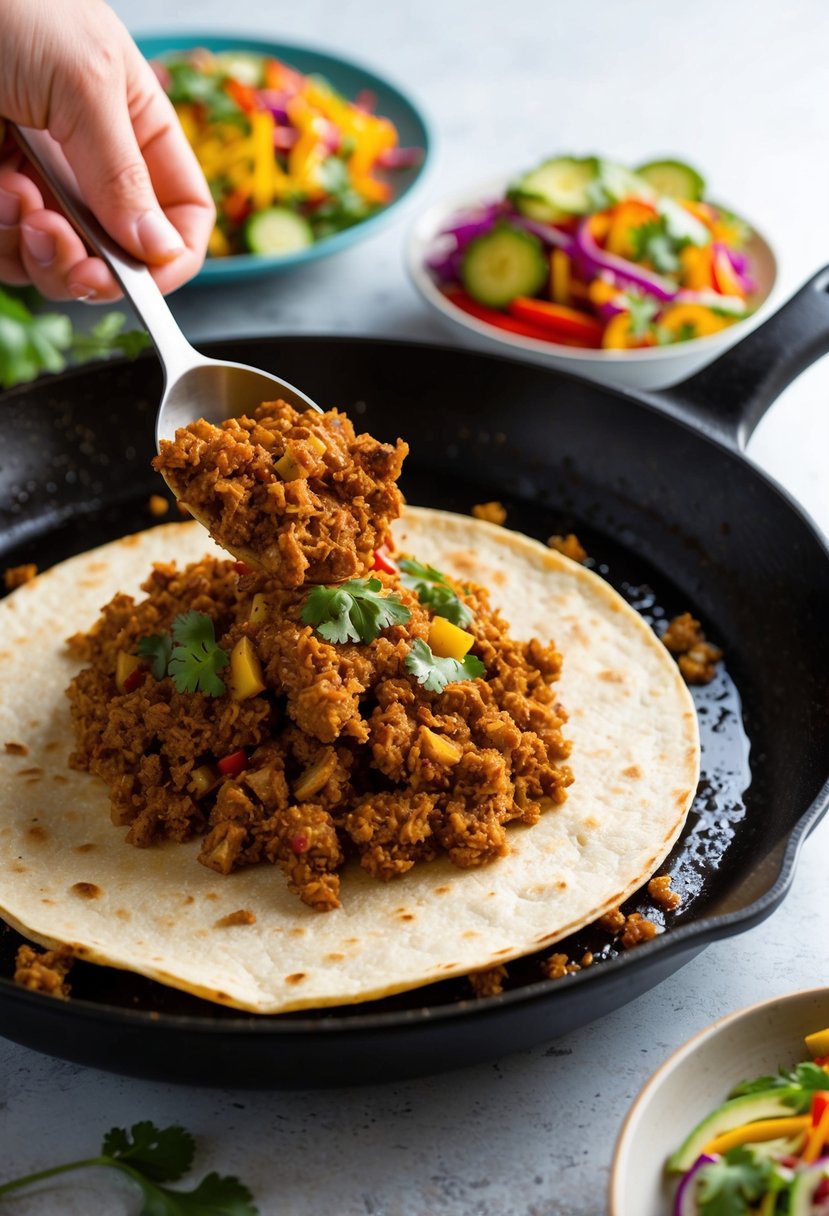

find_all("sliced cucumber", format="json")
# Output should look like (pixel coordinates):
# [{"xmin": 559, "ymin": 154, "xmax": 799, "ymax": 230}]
[
  {"xmin": 244, "ymin": 208, "xmax": 314, "ymax": 257},
  {"xmin": 509, "ymin": 156, "xmax": 599, "ymax": 220},
  {"xmin": 790, "ymin": 1161, "xmax": 829, "ymax": 1215},
  {"xmin": 460, "ymin": 223, "xmax": 547, "ymax": 308},
  {"xmin": 213, "ymin": 51, "xmax": 266, "ymax": 87},
  {"xmin": 594, "ymin": 159, "xmax": 654, "ymax": 205},
  {"xmin": 666, "ymin": 1087, "xmax": 804, "ymax": 1173},
  {"xmin": 636, "ymin": 159, "xmax": 706, "ymax": 201}
]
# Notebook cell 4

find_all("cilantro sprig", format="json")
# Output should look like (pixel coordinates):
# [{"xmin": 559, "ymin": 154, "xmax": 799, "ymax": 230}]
[
  {"xmin": 0, "ymin": 1120, "xmax": 258, "ymax": 1214},
  {"xmin": 137, "ymin": 611, "xmax": 229, "ymax": 697},
  {"xmin": 301, "ymin": 577, "xmax": 411, "ymax": 644},
  {"xmin": 730, "ymin": 1061, "xmax": 829, "ymax": 1111},
  {"xmin": 404, "ymin": 638, "xmax": 485, "ymax": 694},
  {"xmin": 398, "ymin": 558, "xmax": 473, "ymax": 628},
  {"xmin": 693, "ymin": 1147, "xmax": 776, "ymax": 1216}
]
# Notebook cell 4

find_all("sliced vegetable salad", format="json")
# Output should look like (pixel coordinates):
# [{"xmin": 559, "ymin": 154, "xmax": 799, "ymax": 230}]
[
  {"xmin": 667, "ymin": 1025, "xmax": 829, "ymax": 1214},
  {"xmin": 151, "ymin": 48, "xmax": 422, "ymax": 258},
  {"xmin": 427, "ymin": 155, "xmax": 756, "ymax": 350}
]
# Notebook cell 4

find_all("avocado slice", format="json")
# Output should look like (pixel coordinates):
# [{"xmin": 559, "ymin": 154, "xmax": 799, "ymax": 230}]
[{"xmin": 667, "ymin": 1087, "xmax": 804, "ymax": 1173}]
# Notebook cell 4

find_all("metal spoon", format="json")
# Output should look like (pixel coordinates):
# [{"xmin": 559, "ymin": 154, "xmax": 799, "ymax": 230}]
[{"xmin": 12, "ymin": 124, "xmax": 321, "ymax": 452}]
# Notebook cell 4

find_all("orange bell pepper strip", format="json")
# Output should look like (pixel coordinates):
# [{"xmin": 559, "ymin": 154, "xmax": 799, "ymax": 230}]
[
  {"xmin": 605, "ymin": 200, "xmax": 657, "ymax": 258},
  {"xmin": 803, "ymin": 1093, "xmax": 829, "ymax": 1164},
  {"xmin": 659, "ymin": 303, "xmax": 730, "ymax": 339},
  {"xmin": 509, "ymin": 297, "xmax": 604, "ymax": 346},
  {"xmin": 224, "ymin": 77, "xmax": 258, "ymax": 114},
  {"xmin": 601, "ymin": 313, "xmax": 658, "ymax": 350},
  {"xmin": 587, "ymin": 278, "xmax": 620, "ymax": 308},
  {"xmin": 679, "ymin": 244, "xmax": 715, "ymax": 291},
  {"xmin": 549, "ymin": 250, "xmax": 571, "ymax": 305},
  {"xmin": 586, "ymin": 211, "xmax": 613, "ymax": 243},
  {"xmin": 711, "ymin": 246, "xmax": 746, "ymax": 298}
]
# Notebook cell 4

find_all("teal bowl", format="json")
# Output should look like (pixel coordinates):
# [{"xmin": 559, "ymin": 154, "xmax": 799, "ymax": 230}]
[{"xmin": 135, "ymin": 33, "xmax": 432, "ymax": 283}]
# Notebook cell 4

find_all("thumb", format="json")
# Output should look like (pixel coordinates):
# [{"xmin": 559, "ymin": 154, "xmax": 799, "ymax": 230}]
[{"xmin": 59, "ymin": 90, "xmax": 185, "ymax": 266}]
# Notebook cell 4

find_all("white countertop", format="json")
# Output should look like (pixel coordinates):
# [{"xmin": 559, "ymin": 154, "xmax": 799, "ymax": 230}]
[{"xmin": 2, "ymin": 2, "xmax": 828, "ymax": 1213}]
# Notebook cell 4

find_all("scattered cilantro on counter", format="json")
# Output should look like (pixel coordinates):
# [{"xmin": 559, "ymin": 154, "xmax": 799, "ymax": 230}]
[
  {"xmin": 302, "ymin": 577, "xmax": 411, "ymax": 644},
  {"xmin": 404, "ymin": 637, "xmax": 485, "ymax": 694},
  {"xmin": 398, "ymin": 558, "xmax": 473, "ymax": 628},
  {"xmin": 0, "ymin": 287, "xmax": 150, "ymax": 390},
  {"xmin": 0, "ymin": 1120, "xmax": 258, "ymax": 1214}
]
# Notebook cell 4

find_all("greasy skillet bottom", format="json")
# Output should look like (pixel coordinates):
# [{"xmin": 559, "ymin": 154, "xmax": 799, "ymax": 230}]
[{"xmin": 0, "ymin": 470, "xmax": 752, "ymax": 1022}]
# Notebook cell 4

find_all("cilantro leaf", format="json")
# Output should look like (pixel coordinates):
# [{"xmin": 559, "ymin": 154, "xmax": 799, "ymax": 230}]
[
  {"xmin": 70, "ymin": 312, "xmax": 152, "ymax": 364},
  {"xmin": 102, "ymin": 1122, "xmax": 195, "ymax": 1183},
  {"xmin": 168, "ymin": 611, "xmax": 230, "ymax": 696},
  {"xmin": 301, "ymin": 578, "xmax": 411, "ymax": 644},
  {"xmin": 404, "ymin": 638, "xmax": 485, "ymax": 694},
  {"xmin": 398, "ymin": 558, "xmax": 473, "ymax": 628},
  {"xmin": 694, "ymin": 1147, "xmax": 773, "ymax": 1216},
  {"xmin": 622, "ymin": 293, "xmax": 660, "ymax": 338},
  {"xmin": 138, "ymin": 633, "xmax": 174, "ymax": 680},
  {"xmin": 730, "ymin": 1060, "xmax": 829, "ymax": 1110}
]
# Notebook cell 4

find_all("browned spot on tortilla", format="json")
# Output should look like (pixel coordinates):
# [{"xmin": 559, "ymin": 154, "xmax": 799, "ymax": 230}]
[
  {"xmin": 41, "ymin": 898, "xmax": 56, "ymax": 906},
  {"xmin": 463, "ymin": 930, "xmax": 479, "ymax": 939},
  {"xmin": 182, "ymin": 894, "xmax": 194, "ymax": 905},
  {"xmin": 491, "ymin": 570, "xmax": 507, "ymax": 586},
  {"xmin": 194, "ymin": 929, "xmax": 208, "ymax": 939},
  {"xmin": 289, "ymin": 926, "xmax": 305, "ymax": 937},
  {"xmin": 325, "ymin": 952, "xmax": 345, "ymax": 962},
  {"xmin": 0, "ymin": 651, "xmax": 10, "ymax": 660},
  {"xmin": 73, "ymin": 842, "xmax": 96, "ymax": 854},
  {"xmin": 571, "ymin": 707, "xmax": 586, "ymax": 719},
  {"xmin": 493, "ymin": 947, "xmax": 512, "ymax": 956},
  {"xmin": 116, "ymin": 909, "xmax": 131, "ymax": 922},
  {"xmin": 438, "ymin": 962, "xmax": 457, "ymax": 970},
  {"xmin": 622, "ymin": 764, "xmax": 642, "ymax": 779},
  {"xmin": 78, "ymin": 579, "xmax": 103, "ymax": 589},
  {"xmin": 43, "ymin": 741, "xmax": 61, "ymax": 754},
  {"xmin": 51, "ymin": 775, "xmax": 69, "ymax": 784},
  {"xmin": 18, "ymin": 767, "xmax": 43, "ymax": 777},
  {"xmin": 121, "ymin": 534, "xmax": 141, "ymax": 547},
  {"xmin": 87, "ymin": 561, "xmax": 107, "ymax": 572},
  {"xmin": 557, "ymin": 880, "xmax": 568, "ymax": 891},
  {"xmin": 397, "ymin": 913, "xmax": 415, "ymax": 922},
  {"xmin": 686, "ymin": 744, "xmax": 697, "ymax": 761},
  {"xmin": 444, "ymin": 548, "xmax": 477, "ymax": 575},
  {"xmin": 583, "ymin": 816, "xmax": 599, "ymax": 829},
  {"xmin": 71, "ymin": 882, "xmax": 102, "ymax": 899},
  {"xmin": 343, "ymin": 937, "xmax": 359, "ymax": 945},
  {"xmin": 25, "ymin": 777, "xmax": 41, "ymax": 786},
  {"xmin": 214, "ymin": 991, "xmax": 232, "ymax": 1003},
  {"xmin": 214, "ymin": 909, "xmax": 256, "ymax": 928},
  {"xmin": 26, "ymin": 825, "xmax": 48, "ymax": 843},
  {"xmin": 72, "ymin": 944, "xmax": 90, "ymax": 957},
  {"xmin": 11, "ymin": 862, "xmax": 28, "ymax": 874},
  {"xmin": 674, "ymin": 789, "xmax": 692, "ymax": 808},
  {"xmin": 203, "ymin": 891, "xmax": 220, "ymax": 901},
  {"xmin": 4, "ymin": 741, "xmax": 27, "ymax": 756},
  {"xmin": 598, "ymin": 670, "xmax": 624, "ymax": 683},
  {"xmin": 434, "ymin": 885, "xmax": 451, "ymax": 895},
  {"xmin": 285, "ymin": 972, "xmax": 306, "ymax": 985},
  {"xmin": 487, "ymin": 891, "xmax": 497, "ymax": 898}
]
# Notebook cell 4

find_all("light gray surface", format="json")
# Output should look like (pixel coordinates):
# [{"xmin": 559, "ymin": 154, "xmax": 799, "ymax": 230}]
[{"xmin": 2, "ymin": 2, "xmax": 828, "ymax": 1213}]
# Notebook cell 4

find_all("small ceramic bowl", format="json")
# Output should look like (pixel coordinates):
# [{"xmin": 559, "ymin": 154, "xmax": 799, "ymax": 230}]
[
  {"xmin": 609, "ymin": 987, "xmax": 829, "ymax": 1216},
  {"xmin": 407, "ymin": 177, "xmax": 777, "ymax": 391}
]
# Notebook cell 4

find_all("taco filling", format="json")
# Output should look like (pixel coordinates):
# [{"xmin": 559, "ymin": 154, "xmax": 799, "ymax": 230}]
[{"xmin": 153, "ymin": 399, "xmax": 408, "ymax": 586}]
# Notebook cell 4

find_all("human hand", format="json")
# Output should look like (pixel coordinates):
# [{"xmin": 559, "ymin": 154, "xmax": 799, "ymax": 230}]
[{"xmin": 0, "ymin": 0, "xmax": 215, "ymax": 301}]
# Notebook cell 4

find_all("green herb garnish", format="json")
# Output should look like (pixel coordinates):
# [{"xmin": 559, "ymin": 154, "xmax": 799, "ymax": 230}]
[
  {"xmin": 693, "ymin": 1146, "xmax": 775, "ymax": 1216},
  {"xmin": 0, "ymin": 1120, "xmax": 258, "ymax": 1214},
  {"xmin": 731, "ymin": 1061, "xmax": 829, "ymax": 1111},
  {"xmin": 404, "ymin": 638, "xmax": 485, "ymax": 694},
  {"xmin": 629, "ymin": 217, "xmax": 686, "ymax": 274},
  {"xmin": 0, "ymin": 288, "xmax": 150, "ymax": 390},
  {"xmin": 398, "ymin": 558, "xmax": 473, "ymax": 628},
  {"xmin": 136, "ymin": 612, "xmax": 229, "ymax": 697},
  {"xmin": 301, "ymin": 577, "xmax": 411, "ymax": 644}
]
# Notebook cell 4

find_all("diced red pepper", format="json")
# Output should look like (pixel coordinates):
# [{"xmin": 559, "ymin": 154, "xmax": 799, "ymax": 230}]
[
  {"xmin": 122, "ymin": 668, "xmax": 144, "ymax": 694},
  {"xmin": 508, "ymin": 297, "xmax": 604, "ymax": 347},
  {"xmin": 372, "ymin": 547, "xmax": 398, "ymax": 575},
  {"xmin": 233, "ymin": 561, "xmax": 251, "ymax": 575},
  {"xmin": 290, "ymin": 833, "xmax": 309, "ymax": 855},
  {"xmin": 217, "ymin": 749, "xmax": 248, "ymax": 778}
]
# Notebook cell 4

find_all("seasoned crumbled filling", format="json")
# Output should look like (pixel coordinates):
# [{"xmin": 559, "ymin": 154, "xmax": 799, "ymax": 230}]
[
  {"xmin": 468, "ymin": 965, "xmax": 508, "ymax": 998},
  {"xmin": 472, "ymin": 501, "xmax": 507, "ymax": 526},
  {"xmin": 662, "ymin": 611, "xmax": 723, "ymax": 685},
  {"xmin": 14, "ymin": 945, "xmax": 74, "ymax": 998},
  {"xmin": 4, "ymin": 563, "xmax": 37, "ymax": 591},
  {"xmin": 547, "ymin": 533, "xmax": 588, "ymax": 564},
  {"xmin": 154, "ymin": 400, "xmax": 408, "ymax": 586},
  {"xmin": 66, "ymin": 556, "xmax": 572, "ymax": 911},
  {"xmin": 648, "ymin": 874, "xmax": 681, "ymax": 912},
  {"xmin": 618, "ymin": 911, "xmax": 659, "ymax": 949}
]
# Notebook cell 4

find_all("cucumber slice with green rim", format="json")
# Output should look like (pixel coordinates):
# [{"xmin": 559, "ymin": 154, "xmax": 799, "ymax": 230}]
[
  {"xmin": 244, "ymin": 208, "xmax": 314, "ymax": 256},
  {"xmin": 666, "ymin": 1087, "xmax": 804, "ymax": 1173},
  {"xmin": 509, "ymin": 155, "xmax": 599, "ymax": 220},
  {"xmin": 636, "ymin": 159, "xmax": 706, "ymax": 201},
  {"xmin": 790, "ymin": 1161, "xmax": 829, "ymax": 1214},
  {"xmin": 460, "ymin": 223, "xmax": 547, "ymax": 309}
]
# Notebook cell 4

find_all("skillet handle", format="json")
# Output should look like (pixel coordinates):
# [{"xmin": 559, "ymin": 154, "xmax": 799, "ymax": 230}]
[{"xmin": 650, "ymin": 266, "xmax": 829, "ymax": 449}]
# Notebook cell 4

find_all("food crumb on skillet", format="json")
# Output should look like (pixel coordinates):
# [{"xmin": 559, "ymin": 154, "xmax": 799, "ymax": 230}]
[
  {"xmin": 147, "ymin": 494, "xmax": 170, "ymax": 517},
  {"xmin": 471, "ymin": 501, "xmax": 507, "ymax": 526},
  {"xmin": 661, "ymin": 611, "xmax": 723, "ymax": 685},
  {"xmin": 13, "ymin": 944, "xmax": 74, "ymax": 999},
  {"xmin": 4, "ymin": 563, "xmax": 38, "ymax": 591},
  {"xmin": 154, "ymin": 399, "xmax": 408, "ymax": 586},
  {"xmin": 467, "ymin": 964, "xmax": 508, "ymax": 997},
  {"xmin": 541, "ymin": 950, "xmax": 594, "ymax": 981},
  {"xmin": 547, "ymin": 533, "xmax": 588, "ymax": 564},
  {"xmin": 597, "ymin": 905, "xmax": 660, "ymax": 947},
  {"xmin": 648, "ymin": 873, "xmax": 681, "ymax": 912},
  {"xmin": 4, "ymin": 741, "xmax": 28, "ymax": 756}
]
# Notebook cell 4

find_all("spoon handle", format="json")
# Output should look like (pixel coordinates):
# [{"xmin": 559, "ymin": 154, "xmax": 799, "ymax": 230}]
[{"xmin": 11, "ymin": 124, "xmax": 196, "ymax": 374}]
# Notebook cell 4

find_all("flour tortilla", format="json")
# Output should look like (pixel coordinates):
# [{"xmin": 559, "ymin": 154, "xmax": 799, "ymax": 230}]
[{"xmin": 0, "ymin": 508, "xmax": 699, "ymax": 1013}]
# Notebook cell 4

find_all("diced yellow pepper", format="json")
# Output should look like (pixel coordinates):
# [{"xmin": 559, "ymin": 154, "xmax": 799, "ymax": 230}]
[
  {"xmin": 703, "ymin": 1115, "xmax": 810, "ymax": 1156},
  {"xmin": 229, "ymin": 636, "xmax": 266, "ymax": 701},
  {"xmin": 275, "ymin": 452, "xmax": 302, "ymax": 481},
  {"xmin": 293, "ymin": 750, "xmax": 337, "ymax": 800},
  {"xmin": 115, "ymin": 651, "xmax": 142, "ymax": 693},
  {"xmin": 419, "ymin": 726, "xmax": 462, "ymax": 767},
  {"xmin": 306, "ymin": 433, "xmax": 327, "ymax": 456},
  {"xmin": 249, "ymin": 593, "xmax": 270, "ymax": 625},
  {"xmin": 428, "ymin": 617, "xmax": 474, "ymax": 661},
  {"xmin": 188, "ymin": 764, "xmax": 219, "ymax": 800},
  {"xmin": 806, "ymin": 1026, "xmax": 829, "ymax": 1057}
]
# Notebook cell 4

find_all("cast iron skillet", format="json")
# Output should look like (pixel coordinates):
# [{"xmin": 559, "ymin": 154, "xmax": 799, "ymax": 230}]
[{"xmin": 0, "ymin": 271, "xmax": 828, "ymax": 1088}]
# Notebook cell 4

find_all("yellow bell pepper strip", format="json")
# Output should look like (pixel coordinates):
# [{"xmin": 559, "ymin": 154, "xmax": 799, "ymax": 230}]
[
  {"xmin": 806, "ymin": 1028, "xmax": 829, "ymax": 1057},
  {"xmin": 251, "ymin": 110, "xmax": 276, "ymax": 211},
  {"xmin": 587, "ymin": 278, "xmax": 619, "ymax": 308},
  {"xmin": 604, "ymin": 200, "xmax": 657, "ymax": 258},
  {"xmin": 703, "ymin": 1115, "xmax": 811, "ymax": 1156},
  {"xmin": 659, "ymin": 303, "xmax": 730, "ymax": 339},
  {"xmin": 549, "ymin": 249, "xmax": 571, "ymax": 304},
  {"xmin": 509, "ymin": 297, "xmax": 604, "ymax": 346}
]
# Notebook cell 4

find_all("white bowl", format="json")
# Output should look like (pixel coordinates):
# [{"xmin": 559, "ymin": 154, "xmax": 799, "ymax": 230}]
[
  {"xmin": 609, "ymin": 987, "xmax": 829, "ymax": 1216},
  {"xmin": 407, "ymin": 177, "xmax": 778, "ymax": 392}
]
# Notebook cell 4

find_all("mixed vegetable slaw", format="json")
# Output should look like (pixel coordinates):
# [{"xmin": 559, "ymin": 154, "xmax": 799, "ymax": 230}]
[
  {"xmin": 151, "ymin": 48, "xmax": 422, "ymax": 258},
  {"xmin": 668, "ymin": 1026, "xmax": 829, "ymax": 1214},
  {"xmin": 426, "ymin": 155, "xmax": 757, "ymax": 350}
]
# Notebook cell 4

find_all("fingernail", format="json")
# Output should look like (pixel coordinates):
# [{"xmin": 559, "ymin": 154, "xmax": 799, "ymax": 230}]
[
  {"xmin": 21, "ymin": 224, "xmax": 56, "ymax": 265},
  {"xmin": 0, "ymin": 187, "xmax": 20, "ymax": 228},
  {"xmin": 136, "ymin": 211, "xmax": 185, "ymax": 261},
  {"xmin": 68, "ymin": 283, "xmax": 96, "ymax": 302}
]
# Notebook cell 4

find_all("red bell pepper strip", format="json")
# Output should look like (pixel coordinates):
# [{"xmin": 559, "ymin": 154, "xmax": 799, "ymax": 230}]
[
  {"xmin": 372, "ymin": 547, "xmax": 398, "ymax": 575},
  {"xmin": 812, "ymin": 1091, "xmax": 829, "ymax": 1126},
  {"xmin": 508, "ymin": 297, "xmax": 604, "ymax": 346},
  {"xmin": 217, "ymin": 749, "xmax": 248, "ymax": 778},
  {"xmin": 443, "ymin": 287, "xmax": 559, "ymax": 343}
]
